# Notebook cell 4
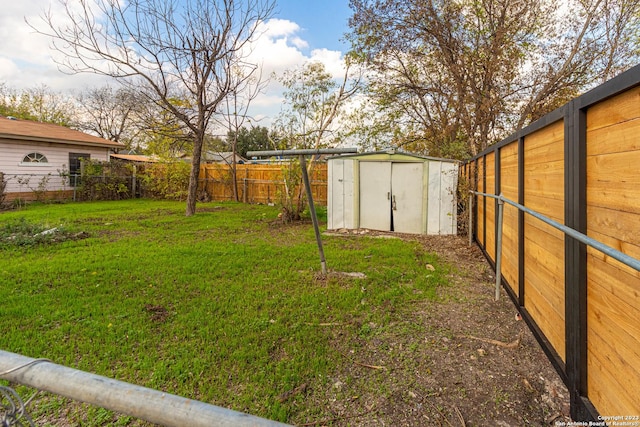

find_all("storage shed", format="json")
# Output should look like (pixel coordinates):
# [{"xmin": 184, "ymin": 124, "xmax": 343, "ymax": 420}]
[{"xmin": 327, "ymin": 151, "xmax": 459, "ymax": 235}]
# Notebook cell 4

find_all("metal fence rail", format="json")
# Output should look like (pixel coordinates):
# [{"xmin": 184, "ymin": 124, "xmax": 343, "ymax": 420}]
[
  {"xmin": 469, "ymin": 191, "xmax": 640, "ymax": 300},
  {"xmin": 0, "ymin": 350, "xmax": 290, "ymax": 427}
]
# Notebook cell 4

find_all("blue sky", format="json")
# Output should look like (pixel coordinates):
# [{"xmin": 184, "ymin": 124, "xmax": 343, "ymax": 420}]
[
  {"xmin": 0, "ymin": 0, "xmax": 355, "ymax": 124},
  {"xmin": 273, "ymin": 0, "xmax": 352, "ymax": 52}
]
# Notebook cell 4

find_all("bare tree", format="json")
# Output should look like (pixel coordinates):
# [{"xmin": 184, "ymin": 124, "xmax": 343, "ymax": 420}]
[
  {"xmin": 74, "ymin": 85, "xmax": 141, "ymax": 148},
  {"xmin": 30, "ymin": 0, "xmax": 275, "ymax": 215},
  {"xmin": 218, "ymin": 64, "xmax": 268, "ymax": 201}
]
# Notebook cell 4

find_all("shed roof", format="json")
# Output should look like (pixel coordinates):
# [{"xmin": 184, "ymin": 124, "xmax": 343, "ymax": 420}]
[
  {"xmin": 327, "ymin": 150, "xmax": 460, "ymax": 163},
  {"xmin": 0, "ymin": 116, "xmax": 124, "ymax": 149}
]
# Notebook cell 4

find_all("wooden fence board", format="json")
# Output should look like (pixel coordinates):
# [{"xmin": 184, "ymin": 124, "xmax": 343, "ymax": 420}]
[
  {"xmin": 524, "ymin": 271, "xmax": 566, "ymax": 361},
  {"xmin": 585, "ymin": 82, "xmax": 640, "ymax": 420},
  {"xmin": 586, "ymin": 118, "xmax": 640, "ymax": 155},
  {"xmin": 523, "ymin": 121, "xmax": 565, "ymax": 362},
  {"xmin": 587, "ymin": 151, "xmax": 640, "ymax": 213},
  {"xmin": 199, "ymin": 164, "xmax": 327, "ymax": 205},
  {"xmin": 586, "ymin": 85, "xmax": 640, "ymax": 133},
  {"xmin": 501, "ymin": 142, "xmax": 519, "ymax": 296},
  {"xmin": 587, "ymin": 328, "xmax": 639, "ymax": 416},
  {"xmin": 587, "ymin": 281, "xmax": 640, "ymax": 415},
  {"xmin": 485, "ymin": 152, "xmax": 496, "ymax": 260},
  {"xmin": 587, "ymin": 205, "xmax": 640, "ymax": 252}
]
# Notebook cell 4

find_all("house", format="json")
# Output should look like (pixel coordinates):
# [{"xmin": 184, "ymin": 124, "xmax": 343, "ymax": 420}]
[
  {"xmin": 0, "ymin": 116, "xmax": 124, "ymax": 201},
  {"xmin": 202, "ymin": 151, "xmax": 247, "ymax": 164},
  {"xmin": 327, "ymin": 150, "xmax": 459, "ymax": 235}
]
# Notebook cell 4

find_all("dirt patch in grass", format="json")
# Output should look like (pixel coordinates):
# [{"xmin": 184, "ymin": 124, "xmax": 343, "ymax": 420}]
[{"xmin": 299, "ymin": 232, "xmax": 571, "ymax": 427}]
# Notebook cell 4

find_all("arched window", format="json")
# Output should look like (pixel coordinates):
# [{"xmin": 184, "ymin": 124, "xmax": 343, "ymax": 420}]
[{"xmin": 22, "ymin": 152, "xmax": 48, "ymax": 163}]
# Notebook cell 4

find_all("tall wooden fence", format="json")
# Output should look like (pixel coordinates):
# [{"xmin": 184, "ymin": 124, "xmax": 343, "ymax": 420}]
[
  {"xmin": 462, "ymin": 64, "xmax": 640, "ymax": 421},
  {"xmin": 199, "ymin": 163, "xmax": 328, "ymax": 205}
]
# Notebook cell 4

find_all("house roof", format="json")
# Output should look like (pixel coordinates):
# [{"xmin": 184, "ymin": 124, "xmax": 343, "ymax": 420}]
[
  {"xmin": 0, "ymin": 116, "xmax": 124, "ymax": 149},
  {"xmin": 202, "ymin": 151, "xmax": 248, "ymax": 163}
]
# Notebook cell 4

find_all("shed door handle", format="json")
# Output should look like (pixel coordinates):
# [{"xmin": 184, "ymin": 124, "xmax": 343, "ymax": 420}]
[{"xmin": 392, "ymin": 195, "xmax": 397, "ymax": 210}]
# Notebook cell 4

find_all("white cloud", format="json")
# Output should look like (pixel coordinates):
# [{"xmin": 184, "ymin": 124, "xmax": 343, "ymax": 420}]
[
  {"xmin": 0, "ymin": 7, "xmax": 349, "ymax": 124},
  {"xmin": 244, "ymin": 19, "xmax": 350, "ymax": 123},
  {"xmin": 0, "ymin": 0, "xmax": 114, "ymax": 91}
]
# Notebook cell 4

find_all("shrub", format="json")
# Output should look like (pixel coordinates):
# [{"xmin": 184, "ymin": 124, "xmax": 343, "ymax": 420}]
[
  {"xmin": 138, "ymin": 162, "xmax": 190, "ymax": 200},
  {"xmin": 76, "ymin": 159, "xmax": 133, "ymax": 201}
]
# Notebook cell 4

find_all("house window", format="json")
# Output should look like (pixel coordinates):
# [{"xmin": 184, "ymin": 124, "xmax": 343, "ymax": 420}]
[
  {"xmin": 69, "ymin": 153, "xmax": 90, "ymax": 186},
  {"xmin": 22, "ymin": 152, "xmax": 48, "ymax": 163}
]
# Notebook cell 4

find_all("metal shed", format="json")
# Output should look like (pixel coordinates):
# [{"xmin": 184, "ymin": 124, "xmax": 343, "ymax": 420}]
[{"xmin": 327, "ymin": 151, "xmax": 459, "ymax": 235}]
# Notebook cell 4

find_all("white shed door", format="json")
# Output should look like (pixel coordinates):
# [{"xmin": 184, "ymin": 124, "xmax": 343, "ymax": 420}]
[
  {"xmin": 392, "ymin": 162, "xmax": 424, "ymax": 234},
  {"xmin": 328, "ymin": 159, "xmax": 344, "ymax": 229},
  {"xmin": 359, "ymin": 162, "xmax": 392, "ymax": 231},
  {"xmin": 328, "ymin": 159, "xmax": 355, "ymax": 229}
]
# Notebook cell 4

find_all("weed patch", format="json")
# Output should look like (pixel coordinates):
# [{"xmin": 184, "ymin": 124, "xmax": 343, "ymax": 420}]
[{"xmin": 0, "ymin": 217, "xmax": 85, "ymax": 249}]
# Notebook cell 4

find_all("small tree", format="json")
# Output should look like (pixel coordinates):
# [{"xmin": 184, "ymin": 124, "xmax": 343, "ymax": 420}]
[
  {"xmin": 272, "ymin": 60, "xmax": 360, "ymax": 221},
  {"xmin": 31, "ymin": 0, "xmax": 275, "ymax": 216}
]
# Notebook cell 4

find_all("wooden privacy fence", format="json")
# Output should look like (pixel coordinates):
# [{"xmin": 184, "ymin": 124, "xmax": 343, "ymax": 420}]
[
  {"xmin": 199, "ymin": 163, "xmax": 328, "ymax": 205},
  {"xmin": 462, "ymin": 64, "xmax": 640, "ymax": 421}
]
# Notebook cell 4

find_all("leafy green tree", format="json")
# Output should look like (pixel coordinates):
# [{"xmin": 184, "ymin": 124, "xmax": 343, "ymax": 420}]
[
  {"xmin": 348, "ymin": 0, "xmax": 640, "ymax": 159},
  {"xmin": 0, "ymin": 83, "xmax": 74, "ymax": 125},
  {"xmin": 228, "ymin": 126, "xmax": 271, "ymax": 158}
]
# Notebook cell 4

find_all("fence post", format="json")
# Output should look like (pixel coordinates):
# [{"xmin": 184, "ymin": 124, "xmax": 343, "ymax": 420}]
[
  {"xmin": 132, "ymin": 165, "xmax": 137, "ymax": 198},
  {"xmin": 468, "ymin": 192, "xmax": 473, "ymax": 247},
  {"xmin": 495, "ymin": 194, "xmax": 505, "ymax": 301},
  {"xmin": 243, "ymin": 178, "xmax": 248, "ymax": 203},
  {"xmin": 299, "ymin": 155, "xmax": 327, "ymax": 276}
]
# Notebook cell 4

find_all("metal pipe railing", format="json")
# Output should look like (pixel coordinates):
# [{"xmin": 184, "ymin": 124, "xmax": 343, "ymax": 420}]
[
  {"xmin": 470, "ymin": 191, "xmax": 640, "ymax": 299},
  {"xmin": 0, "ymin": 350, "xmax": 290, "ymax": 427}
]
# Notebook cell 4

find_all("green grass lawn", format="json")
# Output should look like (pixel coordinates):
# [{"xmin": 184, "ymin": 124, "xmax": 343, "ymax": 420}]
[{"xmin": 0, "ymin": 200, "xmax": 451, "ymax": 425}]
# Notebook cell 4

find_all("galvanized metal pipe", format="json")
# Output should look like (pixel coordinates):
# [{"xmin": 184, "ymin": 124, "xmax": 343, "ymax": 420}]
[
  {"xmin": 299, "ymin": 155, "xmax": 327, "ymax": 275},
  {"xmin": 470, "ymin": 190, "xmax": 640, "ymax": 274},
  {"xmin": 495, "ymin": 195, "xmax": 505, "ymax": 301},
  {"xmin": 0, "ymin": 350, "xmax": 290, "ymax": 427},
  {"xmin": 247, "ymin": 148, "xmax": 357, "ymax": 158}
]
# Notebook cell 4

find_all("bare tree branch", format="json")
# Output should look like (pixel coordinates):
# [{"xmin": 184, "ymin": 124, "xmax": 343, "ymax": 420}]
[{"xmin": 29, "ymin": 0, "xmax": 275, "ymax": 215}]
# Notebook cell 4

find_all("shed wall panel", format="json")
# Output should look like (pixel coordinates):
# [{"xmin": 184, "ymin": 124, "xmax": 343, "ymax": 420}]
[{"xmin": 438, "ymin": 161, "xmax": 458, "ymax": 234}]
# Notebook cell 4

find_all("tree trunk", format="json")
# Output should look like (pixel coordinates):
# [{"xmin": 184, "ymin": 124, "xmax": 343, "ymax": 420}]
[{"xmin": 185, "ymin": 133, "xmax": 204, "ymax": 216}]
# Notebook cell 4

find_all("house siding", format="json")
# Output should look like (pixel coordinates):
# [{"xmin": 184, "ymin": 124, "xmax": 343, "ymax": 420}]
[{"xmin": 0, "ymin": 138, "xmax": 111, "ymax": 194}]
